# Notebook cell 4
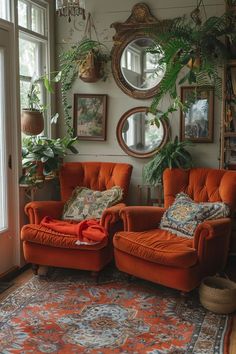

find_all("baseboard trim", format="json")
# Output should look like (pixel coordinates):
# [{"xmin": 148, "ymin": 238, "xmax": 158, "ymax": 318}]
[{"xmin": 0, "ymin": 264, "xmax": 30, "ymax": 282}]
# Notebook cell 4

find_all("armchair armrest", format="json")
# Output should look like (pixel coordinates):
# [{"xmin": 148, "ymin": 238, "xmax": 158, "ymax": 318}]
[
  {"xmin": 25, "ymin": 201, "xmax": 65, "ymax": 224},
  {"xmin": 193, "ymin": 218, "xmax": 232, "ymax": 271},
  {"xmin": 100, "ymin": 203, "xmax": 126, "ymax": 230},
  {"xmin": 120, "ymin": 206, "xmax": 166, "ymax": 232}
]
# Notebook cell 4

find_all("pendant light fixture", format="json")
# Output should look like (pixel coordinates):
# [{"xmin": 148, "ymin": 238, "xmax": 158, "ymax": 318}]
[{"xmin": 56, "ymin": 0, "xmax": 86, "ymax": 22}]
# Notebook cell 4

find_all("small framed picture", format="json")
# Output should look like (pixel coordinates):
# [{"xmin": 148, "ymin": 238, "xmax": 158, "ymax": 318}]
[
  {"xmin": 180, "ymin": 86, "xmax": 214, "ymax": 143},
  {"xmin": 74, "ymin": 94, "xmax": 107, "ymax": 141}
]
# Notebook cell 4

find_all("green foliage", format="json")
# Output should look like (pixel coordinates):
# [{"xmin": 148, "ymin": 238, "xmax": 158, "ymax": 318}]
[
  {"xmin": 20, "ymin": 135, "xmax": 78, "ymax": 185},
  {"xmin": 143, "ymin": 137, "xmax": 193, "ymax": 186},
  {"xmin": 149, "ymin": 11, "xmax": 236, "ymax": 114},
  {"xmin": 26, "ymin": 72, "xmax": 61, "ymax": 112},
  {"xmin": 59, "ymin": 38, "xmax": 111, "ymax": 137}
]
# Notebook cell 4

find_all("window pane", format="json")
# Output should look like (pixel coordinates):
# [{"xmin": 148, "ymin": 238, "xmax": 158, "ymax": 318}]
[
  {"xmin": 19, "ymin": 38, "xmax": 40, "ymax": 77},
  {"xmin": 0, "ymin": 0, "xmax": 9, "ymax": 20},
  {"xmin": 20, "ymin": 80, "xmax": 31, "ymax": 110},
  {"xmin": 32, "ymin": 5, "xmax": 45, "ymax": 35},
  {"xmin": 18, "ymin": 0, "xmax": 28, "ymax": 29},
  {"xmin": 0, "ymin": 49, "xmax": 8, "ymax": 231}
]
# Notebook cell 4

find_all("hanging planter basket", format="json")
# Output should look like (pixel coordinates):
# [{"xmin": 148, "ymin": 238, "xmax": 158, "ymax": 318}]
[
  {"xmin": 21, "ymin": 109, "xmax": 44, "ymax": 136},
  {"xmin": 78, "ymin": 50, "xmax": 101, "ymax": 83}
]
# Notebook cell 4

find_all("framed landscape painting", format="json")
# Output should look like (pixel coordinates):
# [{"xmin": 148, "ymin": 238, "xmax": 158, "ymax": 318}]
[
  {"xmin": 180, "ymin": 86, "xmax": 214, "ymax": 143},
  {"xmin": 74, "ymin": 94, "xmax": 107, "ymax": 141}
]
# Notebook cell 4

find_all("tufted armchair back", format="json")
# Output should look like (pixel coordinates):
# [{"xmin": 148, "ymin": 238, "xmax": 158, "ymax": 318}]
[
  {"xmin": 163, "ymin": 168, "xmax": 236, "ymax": 211},
  {"xmin": 59, "ymin": 162, "xmax": 133, "ymax": 202}
]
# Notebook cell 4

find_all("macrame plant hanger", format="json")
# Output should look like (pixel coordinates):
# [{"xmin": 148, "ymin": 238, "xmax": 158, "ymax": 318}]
[
  {"xmin": 187, "ymin": 0, "xmax": 207, "ymax": 69},
  {"xmin": 190, "ymin": 0, "xmax": 207, "ymax": 26},
  {"xmin": 78, "ymin": 13, "xmax": 101, "ymax": 82}
]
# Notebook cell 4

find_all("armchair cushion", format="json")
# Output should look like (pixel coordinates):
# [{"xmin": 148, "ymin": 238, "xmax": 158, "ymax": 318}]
[
  {"xmin": 160, "ymin": 193, "xmax": 230, "ymax": 238},
  {"xmin": 21, "ymin": 224, "xmax": 108, "ymax": 250},
  {"xmin": 114, "ymin": 229, "xmax": 197, "ymax": 268},
  {"xmin": 62, "ymin": 186, "xmax": 123, "ymax": 221}
]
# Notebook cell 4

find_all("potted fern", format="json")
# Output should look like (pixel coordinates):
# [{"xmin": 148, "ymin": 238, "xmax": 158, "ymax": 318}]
[
  {"xmin": 143, "ymin": 136, "xmax": 193, "ymax": 186},
  {"xmin": 148, "ymin": 10, "xmax": 236, "ymax": 114}
]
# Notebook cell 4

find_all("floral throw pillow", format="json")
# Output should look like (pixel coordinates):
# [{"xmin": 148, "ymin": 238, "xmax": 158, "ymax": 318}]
[
  {"xmin": 62, "ymin": 186, "xmax": 123, "ymax": 221},
  {"xmin": 160, "ymin": 193, "xmax": 230, "ymax": 238}
]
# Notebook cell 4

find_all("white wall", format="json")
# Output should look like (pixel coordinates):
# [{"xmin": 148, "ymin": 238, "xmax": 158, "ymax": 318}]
[{"xmin": 55, "ymin": 0, "xmax": 225, "ymax": 204}]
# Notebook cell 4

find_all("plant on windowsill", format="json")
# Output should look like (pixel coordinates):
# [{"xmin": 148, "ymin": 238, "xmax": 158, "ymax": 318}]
[
  {"xmin": 148, "ymin": 6, "xmax": 236, "ymax": 116},
  {"xmin": 59, "ymin": 13, "xmax": 111, "ymax": 137},
  {"xmin": 21, "ymin": 72, "xmax": 61, "ymax": 136},
  {"xmin": 143, "ymin": 136, "xmax": 193, "ymax": 186},
  {"xmin": 20, "ymin": 135, "xmax": 78, "ymax": 186}
]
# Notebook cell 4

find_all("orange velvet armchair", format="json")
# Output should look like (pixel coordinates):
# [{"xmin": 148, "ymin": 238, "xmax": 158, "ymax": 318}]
[
  {"xmin": 21, "ymin": 162, "xmax": 133, "ymax": 273},
  {"xmin": 113, "ymin": 168, "xmax": 236, "ymax": 292}
]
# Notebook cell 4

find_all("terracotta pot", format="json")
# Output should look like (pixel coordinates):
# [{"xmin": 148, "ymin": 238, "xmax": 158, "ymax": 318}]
[
  {"xmin": 35, "ymin": 161, "xmax": 45, "ymax": 181},
  {"xmin": 21, "ymin": 110, "xmax": 44, "ymax": 136}
]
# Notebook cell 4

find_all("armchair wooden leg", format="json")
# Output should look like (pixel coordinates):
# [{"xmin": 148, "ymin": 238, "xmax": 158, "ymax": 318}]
[
  {"xmin": 90, "ymin": 271, "xmax": 100, "ymax": 283},
  {"xmin": 32, "ymin": 264, "xmax": 39, "ymax": 275},
  {"xmin": 38, "ymin": 266, "xmax": 49, "ymax": 277}
]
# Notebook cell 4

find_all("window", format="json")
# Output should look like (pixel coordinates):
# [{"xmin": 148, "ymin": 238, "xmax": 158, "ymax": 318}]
[
  {"xmin": 18, "ymin": 0, "xmax": 50, "ymax": 133},
  {"xmin": 18, "ymin": 0, "xmax": 45, "ymax": 35},
  {"xmin": 0, "ymin": 0, "xmax": 10, "ymax": 21}
]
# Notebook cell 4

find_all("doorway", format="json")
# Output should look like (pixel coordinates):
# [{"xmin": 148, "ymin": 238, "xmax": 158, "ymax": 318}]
[{"xmin": 0, "ymin": 23, "xmax": 19, "ymax": 275}]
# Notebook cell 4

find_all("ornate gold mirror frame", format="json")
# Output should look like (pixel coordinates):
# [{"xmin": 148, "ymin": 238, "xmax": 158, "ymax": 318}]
[{"xmin": 111, "ymin": 3, "xmax": 165, "ymax": 99}]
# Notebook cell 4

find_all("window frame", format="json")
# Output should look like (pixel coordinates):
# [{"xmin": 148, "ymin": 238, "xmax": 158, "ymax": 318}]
[{"xmin": 17, "ymin": 0, "xmax": 54, "ymax": 136}]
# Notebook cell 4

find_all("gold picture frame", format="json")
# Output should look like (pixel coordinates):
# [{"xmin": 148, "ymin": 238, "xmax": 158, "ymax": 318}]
[{"xmin": 74, "ymin": 94, "xmax": 107, "ymax": 141}]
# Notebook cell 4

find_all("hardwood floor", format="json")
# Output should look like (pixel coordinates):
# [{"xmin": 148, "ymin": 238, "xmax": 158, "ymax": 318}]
[{"xmin": 0, "ymin": 268, "xmax": 33, "ymax": 301}]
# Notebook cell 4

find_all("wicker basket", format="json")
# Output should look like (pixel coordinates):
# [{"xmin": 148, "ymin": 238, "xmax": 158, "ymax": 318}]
[{"xmin": 199, "ymin": 276, "xmax": 236, "ymax": 314}]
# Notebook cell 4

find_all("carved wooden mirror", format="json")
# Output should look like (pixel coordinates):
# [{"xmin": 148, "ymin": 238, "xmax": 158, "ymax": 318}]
[
  {"xmin": 111, "ymin": 3, "xmax": 165, "ymax": 99},
  {"xmin": 116, "ymin": 107, "xmax": 169, "ymax": 158}
]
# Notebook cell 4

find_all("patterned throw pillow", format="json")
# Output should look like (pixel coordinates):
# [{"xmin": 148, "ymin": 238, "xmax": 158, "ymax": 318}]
[
  {"xmin": 62, "ymin": 186, "xmax": 123, "ymax": 221},
  {"xmin": 160, "ymin": 193, "xmax": 230, "ymax": 238}
]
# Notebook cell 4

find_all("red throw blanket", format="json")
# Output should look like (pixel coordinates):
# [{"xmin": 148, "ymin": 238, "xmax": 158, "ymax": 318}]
[{"xmin": 40, "ymin": 216, "xmax": 108, "ymax": 245}]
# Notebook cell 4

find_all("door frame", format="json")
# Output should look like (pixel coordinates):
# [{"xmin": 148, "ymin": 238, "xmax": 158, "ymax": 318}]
[{"xmin": 0, "ymin": 18, "xmax": 21, "ymax": 274}]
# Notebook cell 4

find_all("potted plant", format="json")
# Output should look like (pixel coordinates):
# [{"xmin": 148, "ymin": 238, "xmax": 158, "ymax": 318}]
[
  {"xmin": 59, "ymin": 38, "xmax": 111, "ymax": 137},
  {"xmin": 21, "ymin": 72, "xmax": 61, "ymax": 136},
  {"xmin": 148, "ymin": 10, "xmax": 236, "ymax": 114},
  {"xmin": 20, "ymin": 135, "xmax": 78, "ymax": 185},
  {"xmin": 76, "ymin": 38, "xmax": 111, "ymax": 83},
  {"xmin": 143, "ymin": 136, "xmax": 193, "ymax": 186}
]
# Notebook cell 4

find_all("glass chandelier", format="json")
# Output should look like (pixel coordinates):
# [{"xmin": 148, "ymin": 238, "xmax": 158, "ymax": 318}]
[{"xmin": 56, "ymin": 0, "xmax": 86, "ymax": 22}]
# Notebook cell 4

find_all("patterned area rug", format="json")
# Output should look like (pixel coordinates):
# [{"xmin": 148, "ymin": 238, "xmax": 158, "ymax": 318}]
[{"xmin": 0, "ymin": 267, "xmax": 233, "ymax": 354}]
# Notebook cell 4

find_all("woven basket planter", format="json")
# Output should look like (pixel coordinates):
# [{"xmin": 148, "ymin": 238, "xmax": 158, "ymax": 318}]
[{"xmin": 199, "ymin": 276, "xmax": 236, "ymax": 314}]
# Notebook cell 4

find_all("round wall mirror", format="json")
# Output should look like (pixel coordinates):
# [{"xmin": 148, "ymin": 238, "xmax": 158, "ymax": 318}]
[
  {"xmin": 116, "ymin": 107, "xmax": 169, "ymax": 158},
  {"xmin": 112, "ymin": 33, "xmax": 165, "ymax": 99},
  {"xmin": 111, "ymin": 3, "xmax": 166, "ymax": 99},
  {"xmin": 120, "ymin": 38, "xmax": 165, "ymax": 92}
]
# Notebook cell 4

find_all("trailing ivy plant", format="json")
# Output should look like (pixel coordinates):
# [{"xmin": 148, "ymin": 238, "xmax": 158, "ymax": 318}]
[
  {"xmin": 143, "ymin": 136, "xmax": 193, "ymax": 186},
  {"xmin": 59, "ymin": 38, "xmax": 111, "ymax": 137},
  {"xmin": 148, "ymin": 10, "xmax": 236, "ymax": 115}
]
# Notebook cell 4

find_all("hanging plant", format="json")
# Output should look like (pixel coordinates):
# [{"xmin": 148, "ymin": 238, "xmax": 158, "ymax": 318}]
[
  {"xmin": 21, "ymin": 72, "xmax": 61, "ymax": 135},
  {"xmin": 59, "ymin": 13, "xmax": 111, "ymax": 137},
  {"xmin": 148, "ymin": 5, "xmax": 236, "ymax": 115}
]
